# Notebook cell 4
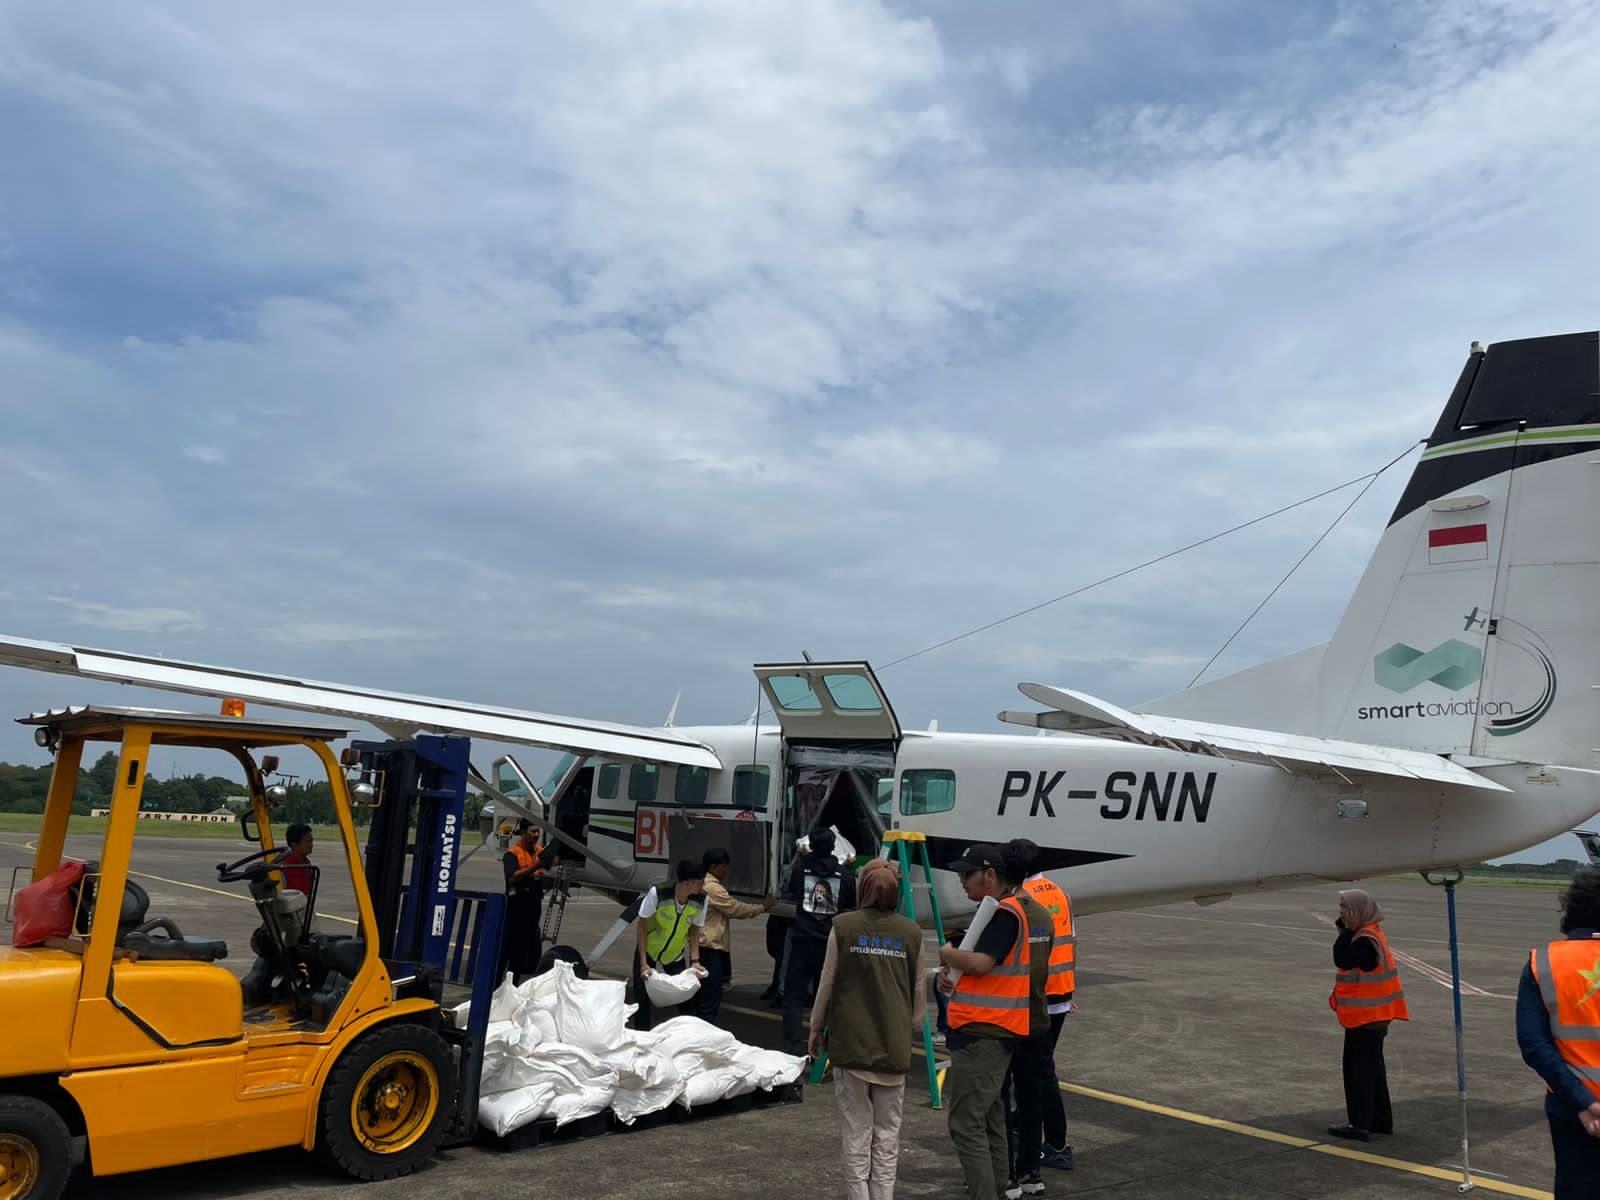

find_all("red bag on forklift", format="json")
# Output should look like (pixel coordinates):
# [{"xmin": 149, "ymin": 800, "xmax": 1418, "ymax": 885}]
[{"xmin": 10, "ymin": 860, "xmax": 85, "ymax": 947}]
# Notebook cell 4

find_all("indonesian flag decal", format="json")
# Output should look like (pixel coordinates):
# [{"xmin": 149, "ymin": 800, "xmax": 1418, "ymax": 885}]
[{"xmin": 1429, "ymin": 522, "xmax": 1489, "ymax": 565}]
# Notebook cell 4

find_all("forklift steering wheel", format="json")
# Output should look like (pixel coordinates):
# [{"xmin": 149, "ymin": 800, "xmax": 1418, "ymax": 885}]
[{"xmin": 216, "ymin": 846, "xmax": 291, "ymax": 884}]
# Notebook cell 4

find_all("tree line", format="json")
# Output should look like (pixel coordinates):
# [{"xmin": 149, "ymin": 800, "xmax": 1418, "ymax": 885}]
[{"xmin": 0, "ymin": 752, "xmax": 346, "ymax": 826}]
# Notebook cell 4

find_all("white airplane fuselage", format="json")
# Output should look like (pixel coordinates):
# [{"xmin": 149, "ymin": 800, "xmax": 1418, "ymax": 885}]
[{"xmin": 543, "ymin": 722, "xmax": 1600, "ymax": 923}]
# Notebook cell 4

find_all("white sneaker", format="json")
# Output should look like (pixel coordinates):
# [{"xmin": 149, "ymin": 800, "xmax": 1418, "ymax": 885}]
[{"xmin": 1004, "ymin": 1180, "xmax": 1024, "ymax": 1200}]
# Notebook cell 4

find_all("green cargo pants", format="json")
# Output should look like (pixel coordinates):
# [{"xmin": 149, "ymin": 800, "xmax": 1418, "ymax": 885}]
[{"xmin": 945, "ymin": 1035, "xmax": 1015, "ymax": 1200}]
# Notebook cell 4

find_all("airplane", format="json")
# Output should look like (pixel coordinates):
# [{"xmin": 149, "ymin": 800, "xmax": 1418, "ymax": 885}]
[{"xmin": 3, "ymin": 328, "xmax": 1600, "ymax": 932}]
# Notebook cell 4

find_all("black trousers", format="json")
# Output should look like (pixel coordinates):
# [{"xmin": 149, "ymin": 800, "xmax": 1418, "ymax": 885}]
[
  {"xmin": 1549, "ymin": 1113, "xmax": 1600, "ymax": 1199},
  {"xmin": 1341, "ymin": 1024, "xmax": 1393, "ymax": 1133},
  {"xmin": 782, "ymin": 934, "xmax": 828, "ymax": 1049},
  {"xmin": 497, "ymin": 892, "xmax": 542, "ymax": 982},
  {"xmin": 694, "ymin": 947, "xmax": 732, "ymax": 1024},
  {"xmin": 765, "ymin": 915, "xmax": 793, "ymax": 997},
  {"xmin": 1010, "ymin": 1033, "xmax": 1047, "ymax": 1174},
  {"xmin": 1038, "ymin": 1010, "xmax": 1069, "ymax": 1150}
]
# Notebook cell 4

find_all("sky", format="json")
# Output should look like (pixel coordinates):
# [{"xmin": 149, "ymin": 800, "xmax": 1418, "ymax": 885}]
[{"xmin": 2, "ymin": 0, "xmax": 1598, "ymax": 862}]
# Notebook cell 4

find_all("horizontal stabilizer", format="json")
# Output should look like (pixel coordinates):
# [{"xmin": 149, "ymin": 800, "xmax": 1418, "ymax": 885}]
[
  {"xmin": 0, "ymin": 634, "xmax": 721, "ymax": 770},
  {"xmin": 998, "ymin": 682, "xmax": 1509, "ymax": 792}
]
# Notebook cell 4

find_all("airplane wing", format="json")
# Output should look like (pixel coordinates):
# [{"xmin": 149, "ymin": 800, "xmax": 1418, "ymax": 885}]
[
  {"xmin": 0, "ymin": 634, "xmax": 721, "ymax": 770},
  {"xmin": 998, "ymin": 682, "xmax": 1509, "ymax": 792}
]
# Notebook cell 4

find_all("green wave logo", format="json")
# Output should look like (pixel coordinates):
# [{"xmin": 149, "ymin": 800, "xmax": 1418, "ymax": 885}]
[{"xmin": 1373, "ymin": 639, "xmax": 1484, "ymax": 694}]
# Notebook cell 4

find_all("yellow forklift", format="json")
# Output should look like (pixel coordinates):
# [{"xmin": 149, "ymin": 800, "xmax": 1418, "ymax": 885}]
[{"xmin": 0, "ymin": 705, "xmax": 503, "ymax": 1200}]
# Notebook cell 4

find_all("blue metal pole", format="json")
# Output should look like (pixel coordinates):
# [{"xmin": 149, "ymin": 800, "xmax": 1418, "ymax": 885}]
[{"xmin": 1444, "ymin": 878, "xmax": 1474, "ymax": 1193}]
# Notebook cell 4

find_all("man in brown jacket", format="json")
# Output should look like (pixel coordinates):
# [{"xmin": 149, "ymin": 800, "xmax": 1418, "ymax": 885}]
[{"xmin": 695, "ymin": 846, "xmax": 774, "ymax": 1023}]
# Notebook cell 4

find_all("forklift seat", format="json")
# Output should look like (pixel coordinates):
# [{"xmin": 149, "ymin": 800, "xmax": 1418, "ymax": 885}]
[{"xmin": 115, "ymin": 879, "xmax": 229, "ymax": 962}]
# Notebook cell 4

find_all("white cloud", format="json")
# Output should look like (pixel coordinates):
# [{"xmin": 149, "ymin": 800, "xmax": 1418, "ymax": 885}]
[
  {"xmin": 0, "ymin": 0, "xmax": 1597, "ymax": 849},
  {"xmin": 49, "ymin": 600, "xmax": 204, "ymax": 633}
]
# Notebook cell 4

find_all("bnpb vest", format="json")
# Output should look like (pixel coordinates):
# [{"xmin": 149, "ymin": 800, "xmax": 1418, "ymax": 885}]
[
  {"xmin": 948, "ymin": 895, "xmax": 1033, "ymax": 1036},
  {"xmin": 827, "ymin": 907, "xmax": 923, "ymax": 1074},
  {"xmin": 1023, "ymin": 875, "xmax": 1075, "ymax": 999},
  {"xmin": 645, "ymin": 885, "xmax": 705, "ymax": 965},
  {"xmin": 1531, "ymin": 939, "xmax": 1600, "ymax": 1104},
  {"xmin": 1330, "ymin": 925, "xmax": 1409, "ymax": 1028}
]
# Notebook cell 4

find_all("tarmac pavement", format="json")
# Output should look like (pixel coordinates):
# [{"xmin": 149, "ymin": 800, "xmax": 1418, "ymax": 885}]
[{"xmin": 0, "ymin": 827, "xmax": 1572, "ymax": 1199}]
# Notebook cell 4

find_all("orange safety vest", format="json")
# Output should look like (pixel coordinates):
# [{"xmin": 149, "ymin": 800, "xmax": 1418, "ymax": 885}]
[
  {"xmin": 1330, "ymin": 924, "xmax": 1409, "ymax": 1027},
  {"xmin": 1530, "ymin": 939, "xmax": 1600, "ymax": 1104},
  {"xmin": 949, "ymin": 895, "xmax": 1032, "ymax": 1036},
  {"xmin": 510, "ymin": 841, "xmax": 545, "ymax": 877},
  {"xmin": 1023, "ymin": 875, "xmax": 1075, "ymax": 999}
]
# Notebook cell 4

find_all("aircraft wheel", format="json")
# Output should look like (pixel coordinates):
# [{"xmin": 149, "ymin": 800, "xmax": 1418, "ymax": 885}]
[
  {"xmin": 317, "ymin": 1023, "xmax": 455, "ymax": 1181},
  {"xmin": 0, "ymin": 1095, "xmax": 71, "ymax": 1200}
]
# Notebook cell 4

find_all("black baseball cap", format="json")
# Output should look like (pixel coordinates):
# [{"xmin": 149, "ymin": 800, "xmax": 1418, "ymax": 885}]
[
  {"xmin": 948, "ymin": 843, "xmax": 1006, "ymax": 874},
  {"xmin": 513, "ymin": 818, "xmax": 536, "ymax": 834}
]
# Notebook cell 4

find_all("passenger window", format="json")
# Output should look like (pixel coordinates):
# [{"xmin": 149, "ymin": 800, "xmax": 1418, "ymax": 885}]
[
  {"xmin": 597, "ymin": 764, "xmax": 621, "ymax": 800},
  {"xmin": 675, "ymin": 766, "xmax": 709, "ymax": 806},
  {"xmin": 733, "ymin": 765, "xmax": 769, "ymax": 809},
  {"xmin": 876, "ymin": 776, "xmax": 894, "ymax": 818},
  {"xmin": 900, "ymin": 769, "xmax": 956, "ymax": 815},
  {"xmin": 628, "ymin": 763, "xmax": 659, "ymax": 803}
]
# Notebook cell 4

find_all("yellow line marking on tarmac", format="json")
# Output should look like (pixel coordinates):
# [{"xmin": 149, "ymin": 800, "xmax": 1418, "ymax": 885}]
[
  {"xmin": 2, "ymin": 838, "xmax": 360, "ymax": 927},
  {"xmin": 712, "ymin": 991, "xmax": 1552, "ymax": 1199},
  {"xmin": 126, "ymin": 868, "xmax": 359, "ymax": 926},
  {"xmin": 709, "ymin": 999, "xmax": 1553, "ymax": 1196},
  {"xmin": 1060, "ymin": 1080, "xmax": 1551, "ymax": 1199}
]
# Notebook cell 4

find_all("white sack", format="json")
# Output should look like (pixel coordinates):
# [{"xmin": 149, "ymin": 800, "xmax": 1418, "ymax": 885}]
[
  {"xmin": 479, "ymin": 1080, "xmax": 559, "ymax": 1136},
  {"xmin": 644, "ymin": 968, "xmax": 702, "ymax": 1008},
  {"xmin": 650, "ymin": 1015, "xmax": 739, "ymax": 1057},
  {"xmin": 607, "ymin": 1044, "xmax": 684, "ymax": 1124},
  {"xmin": 552, "ymin": 963, "xmax": 634, "ymax": 1052},
  {"xmin": 680, "ymin": 1064, "xmax": 747, "ymax": 1109},
  {"xmin": 729, "ymin": 1045, "xmax": 807, "ymax": 1089}
]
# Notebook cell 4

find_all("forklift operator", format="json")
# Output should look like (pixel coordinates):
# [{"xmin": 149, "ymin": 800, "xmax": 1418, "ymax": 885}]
[
  {"xmin": 500, "ymin": 818, "xmax": 558, "ymax": 981},
  {"xmin": 279, "ymin": 822, "xmax": 314, "ymax": 896}
]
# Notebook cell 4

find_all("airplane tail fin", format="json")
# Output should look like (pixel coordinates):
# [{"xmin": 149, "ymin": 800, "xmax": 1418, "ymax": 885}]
[{"xmin": 1154, "ymin": 332, "xmax": 1600, "ymax": 770}]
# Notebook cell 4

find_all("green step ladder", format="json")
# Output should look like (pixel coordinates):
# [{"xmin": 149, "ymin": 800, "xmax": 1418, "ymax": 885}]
[{"xmin": 806, "ymin": 829, "xmax": 950, "ymax": 1107}]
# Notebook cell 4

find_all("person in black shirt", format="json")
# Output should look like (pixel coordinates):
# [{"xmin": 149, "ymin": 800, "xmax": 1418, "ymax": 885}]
[
  {"xmin": 782, "ymin": 827, "xmax": 857, "ymax": 1055},
  {"xmin": 499, "ymin": 819, "xmax": 557, "ymax": 982}
]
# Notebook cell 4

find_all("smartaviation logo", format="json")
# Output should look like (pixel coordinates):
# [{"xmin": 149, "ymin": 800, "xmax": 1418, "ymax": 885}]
[{"xmin": 1359, "ymin": 608, "xmax": 1557, "ymax": 737}]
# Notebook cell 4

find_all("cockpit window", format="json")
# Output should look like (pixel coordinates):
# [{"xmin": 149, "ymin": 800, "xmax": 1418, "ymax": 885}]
[
  {"xmin": 542, "ymin": 752, "xmax": 576, "ymax": 798},
  {"xmin": 900, "ymin": 769, "xmax": 956, "ymax": 816}
]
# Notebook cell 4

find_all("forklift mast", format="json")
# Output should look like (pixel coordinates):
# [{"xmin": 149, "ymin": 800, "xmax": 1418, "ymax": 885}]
[
  {"xmin": 351, "ymin": 734, "xmax": 502, "ymax": 1139},
  {"xmin": 355, "ymin": 734, "xmax": 469, "ymax": 966}
]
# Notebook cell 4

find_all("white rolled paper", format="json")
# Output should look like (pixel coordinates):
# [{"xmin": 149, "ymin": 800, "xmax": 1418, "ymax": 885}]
[{"xmin": 943, "ymin": 894, "xmax": 999, "ymax": 988}]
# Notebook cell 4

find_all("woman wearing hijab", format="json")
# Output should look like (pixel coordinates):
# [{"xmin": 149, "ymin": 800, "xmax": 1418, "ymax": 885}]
[
  {"xmin": 1328, "ymin": 888, "xmax": 1409, "ymax": 1141},
  {"xmin": 809, "ymin": 859, "xmax": 926, "ymax": 1200}
]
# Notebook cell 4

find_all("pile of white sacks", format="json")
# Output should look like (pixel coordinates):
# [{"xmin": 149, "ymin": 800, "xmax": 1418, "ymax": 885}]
[{"xmin": 476, "ymin": 960, "xmax": 807, "ymax": 1136}]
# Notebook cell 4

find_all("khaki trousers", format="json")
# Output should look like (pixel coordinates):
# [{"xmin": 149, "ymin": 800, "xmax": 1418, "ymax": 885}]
[
  {"xmin": 946, "ymin": 1036, "xmax": 1013, "ymax": 1200},
  {"xmin": 835, "ymin": 1069, "xmax": 907, "ymax": 1200}
]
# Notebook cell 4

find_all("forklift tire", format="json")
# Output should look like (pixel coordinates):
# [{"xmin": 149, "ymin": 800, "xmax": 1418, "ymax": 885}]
[
  {"xmin": 0, "ymin": 1095, "xmax": 72, "ymax": 1200},
  {"xmin": 316, "ymin": 1024, "xmax": 456, "ymax": 1182}
]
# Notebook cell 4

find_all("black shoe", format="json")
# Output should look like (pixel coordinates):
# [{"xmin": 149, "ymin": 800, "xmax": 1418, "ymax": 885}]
[
  {"xmin": 1371, "ymin": 1125, "xmax": 1394, "ymax": 1136},
  {"xmin": 1326, "ymin": 1124, "xmax": 1370, "ymax": 1142},
  {"xmin": 1040, "ymin": 1145, "xmax": 1073, "ymax": 1170}
]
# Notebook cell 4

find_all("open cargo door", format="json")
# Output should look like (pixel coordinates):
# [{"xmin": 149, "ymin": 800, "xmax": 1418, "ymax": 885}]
[{"xmin": 754, "ymin": 662, "xmax": 900, "ymax": 874}]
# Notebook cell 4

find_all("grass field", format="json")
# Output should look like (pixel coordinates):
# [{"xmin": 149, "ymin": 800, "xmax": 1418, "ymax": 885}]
[{"xmin": 0, "ymin": 812, "xmax": 344, "ymax": 842}]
